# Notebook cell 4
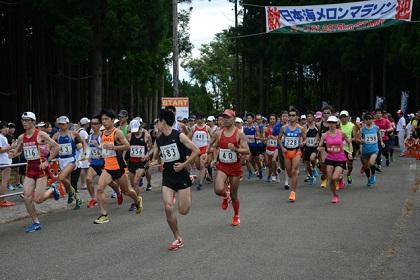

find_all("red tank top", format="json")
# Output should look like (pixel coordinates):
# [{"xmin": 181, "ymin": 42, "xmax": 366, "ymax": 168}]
[
  {"xmin": 23, "ymin": 129, "xmax": 45, "ymax": 164},
  {"xmin": 218, "ymin": 128, "xmax": 240, "ymax": 165}
]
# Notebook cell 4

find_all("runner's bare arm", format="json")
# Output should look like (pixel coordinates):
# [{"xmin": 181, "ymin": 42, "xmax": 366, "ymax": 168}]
[
  {"xmin": 9, "ymin": 135, "xmax": 23, "ymax": 158},
  {"xmin": 278, "ymin": 126, "xmax": 287, "ymax": 152},
  {"xmin": 179, "ymin": 133, "xmax": 200, "ymax": 165},
  {"xmin": 39, "ymin": 131, "xmax": 60, "ymax": 160},
  {"xmin": 236, "ymin": 132, "xmax": 250, "ymax": 155},
  {"xmin": 317, "ymin": 134, "xmax": 326, "ymax": 150},
  {"xmin": 114, "ymin": 129, "xmax": 130, "ymax": 151},
  {"xmin": 73, "ymin": 132, "xmax": 86, "ymax": 152},
  {"xmin": 211, "ymin": 131, "xmax": 221, "ymax": 164},
  {"xmin": 300, "ymin": 126, "xmax": 307, "ymax": 146}
]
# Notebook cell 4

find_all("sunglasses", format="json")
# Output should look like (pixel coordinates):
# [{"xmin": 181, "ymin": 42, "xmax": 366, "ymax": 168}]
[
  {"xmin": 21, "ymin": 119, "xmax": 32, "ymax": 122},
  {"xmin": 327, "ymin": 121, "xmax": 337, "ymax": 124},
  {"xmin": 91, "ymin": 122, "xmax": 100, "ymax": 125},
  {"xmin": 288, "ymin": 114, "xmax": 297, "ymax": 117}
]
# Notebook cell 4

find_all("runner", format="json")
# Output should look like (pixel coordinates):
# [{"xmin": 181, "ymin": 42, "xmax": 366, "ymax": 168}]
[
  {"xmin": 303, "ymin": 111, "xmax": 319, "ymax": 185},
  {"xmin": 118, "ymin": 110, "xmax": 129, "ymax": 137},
  {"xmin": 150, "ymin": 108, "xmax": 200, "ymax": 251},
  {"xmin": 206, "ymin": 116, "xmax": 217, "ymax": 181},
  {"xmin": 52, "ymin": 116, "xmax": 84, "ymax": 209},
  {"xmin": 243, "ymin": 113, "xmax": 263, "ymax": 180},
  {"xmin": 212, "ymin": 109, "xmax": 250, "ymax": 226},
  {"xmin": 318, "ymin": 106, "xmax": 333, "ymax": 188},
  {"xmin": 255, "ymin": 114, "xmax": 266, "ymax": 177},
  {"xmin": 264, "ymin": 114, "xmax": 279, "ymax": 183},
  {"xmin": 166, "ymin": 106, "xmax": 189, "ymax": 135},
  {"xmin": 94, "ymin": 109, "xmax": 142, "ymax": 224},
  {"xmin": 190, "ymin": 113, "xmax": 211, "ymax": 190},
  {"xmin": 396, "ymin": 110, "xmax": 406, "ymax": 157},
  {"xmin": 318, "ymin": 115, "xmax": 353, "ymax": 204},
  {"xmin": 279, "ymin": 108, "xmax": 306, "ymax": 202},
  {"xmin": 374, "ymin": 109, "xmax": 393, "ymax": 170},
  {"xmin": 274, "ymin": 111, "xmax": 290, "ymax": 189},
  {"xmin": 8, "ymin": 112, "xmax": 61, "ymax": 232},
  {"xmin": 360, "ymin": 113, "xmax": 384, "ymax": 187},
  {"xmin": 77, "ymin": 117, "xmax": 91, "ymax": 191},
  {"xmin": 339, "ymin": 110, "xmax": 356, "ymax": 185},
  {"xmin": 126, "ymin": 119, "xmax": 152, "ymax": 210}
]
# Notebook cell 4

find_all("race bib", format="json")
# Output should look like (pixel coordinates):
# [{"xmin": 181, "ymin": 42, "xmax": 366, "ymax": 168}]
[
  {"xmin": 219, "ymin": 148, "xmax": 238, "ymax": 163},
  {"xmin": 90, "ymin": 147, "xmax": 101, "ymax": 159},
  {"xmin": 160, "ymin": 143, "xmax": 180, "ymax": 163},
  {"xmin": 327, "ymin": 145, "xmax": 341, "ymax": 153},
  {"xmin": 23, "ymin": 145, "xmax": 40, "ymax": 161},
  {"xmin": 306, "ymin": 137, "xmax": 316, "ymax": 147},
  {"xmin": 284, "ymin": 137, "xmax": 299, "ymax": 149},
  {"xmin": 102, "ymin": 148, "xmax": 116, "ymax": 158},
  {"xmin": 246, "ymin": 135, "xmax": 255, "ymax": 144},
  {"xmin": 267, "ymin": 138, "xmax": 278, "ymax": 147},
  {"xmin": 130, "ymin": 145, "xmax": 146, "ymax": 158},
  {"xmin": 193, "ymin": 131, "xmax": 208, "ymax": 146},
  {"xmin": 365, "ymin": 134, "xmax": 378, "ymax": 145},
  {"xmin": 59, "ymin": 143, "xmax": 73, "ymax": 156}
]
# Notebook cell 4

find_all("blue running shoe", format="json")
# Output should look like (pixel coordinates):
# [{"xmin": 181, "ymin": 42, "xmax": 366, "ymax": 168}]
[
  {"xmin": 312, "ymin": 169, "xmax": 319, "ymax": 178},
  {"xmin": 367, "ymin": 177, "xmax": 373, "ymax": 187},
  {"xmin": 371, "ymin": 175, "xmax": 376, "ymax": 185},
  {"xmin": 25, "ymin": 223, "xmax": 41, "ymax": 233},
  {"xmin": 128, "ymin": 203, "xmax": 136, "ymax": 212},
  {"xmin": 67, "ymin": 191, "xmax": 75, "ymax": 204},
  {"xmin": 309, "ymin": 176, "xmax": 316, "ymax": 185},
  {"xmin": 139, "ymin": 178, "xmax": 144, "ymax": 187},
  {"xmin": 50, "ymin": 182, "xmax": 60, "ymax": 201}
]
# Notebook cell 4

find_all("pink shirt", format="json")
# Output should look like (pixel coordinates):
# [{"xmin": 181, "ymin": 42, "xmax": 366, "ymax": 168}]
[
  {"xmin": 374, "ymin": 118, "xmax": 391, "ymax": 141},
  {"xmin": 325, "ymin": 130, "xmax": 347, "ymax": 162}
]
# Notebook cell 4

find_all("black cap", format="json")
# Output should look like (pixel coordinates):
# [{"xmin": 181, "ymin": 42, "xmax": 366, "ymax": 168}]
[{"xmin": 118, "ymin": 110, "xmax": 128, "ymax": 118}]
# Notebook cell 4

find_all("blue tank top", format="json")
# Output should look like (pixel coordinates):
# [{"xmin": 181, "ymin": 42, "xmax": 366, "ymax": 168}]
[
  {"xmin": 283, "ymin": 126, "xmax": 302, "ymax": 150},
  {"xmin": 89, "ymin": 134, "xmax": 104, "ymax": 166},
  {"xmin": 257, "ymin": 125, "xmax": 265, "ymax": 147},
  {"xmin": 361, "ymin": 126, "xmax": 379, "ymax": 155},
  {"xmin": 58, "ymin": 132, "xmax": 76, "ymax": 159},
  {"xmin": 243, "ymin": 125, "xmax": 257, "ymax": 147}
]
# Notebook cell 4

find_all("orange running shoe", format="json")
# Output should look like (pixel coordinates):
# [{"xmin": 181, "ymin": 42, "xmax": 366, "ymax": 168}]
[
  {"xmin": 87, "ymin": 199, "xmax": 97, "ymax": 209},
  {"xmin": 232, "ymin": 215, "xmax": 240, "ymax": 226},
  {"xmin": 288, "ymin": 191, "xmax": 296, "ymax": 202}
]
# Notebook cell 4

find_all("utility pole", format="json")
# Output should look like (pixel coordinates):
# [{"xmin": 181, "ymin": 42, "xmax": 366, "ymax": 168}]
[
  {"xmin": 172, "ymin": 0, "xmax": 179, "ymax": 97},
  {"xmin": 234, "ymin": 0, "xmax": 240, "ymax": 113}
]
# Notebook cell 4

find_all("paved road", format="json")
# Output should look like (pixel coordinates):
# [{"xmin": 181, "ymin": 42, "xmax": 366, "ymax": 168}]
[{"xmin": 1, "ymin": 157, "xmax": 419, "ymax": 280}]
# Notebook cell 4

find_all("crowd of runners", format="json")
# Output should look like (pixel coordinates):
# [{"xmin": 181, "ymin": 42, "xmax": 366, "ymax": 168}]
[{"xmin": 0, "ymin": 106, "xmax": 419, "ymax": 251}]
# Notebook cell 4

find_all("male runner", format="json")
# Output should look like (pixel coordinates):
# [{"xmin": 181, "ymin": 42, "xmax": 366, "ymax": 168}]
[
  {"xmin": 9, "ymin": 112, "xmax": 61, "ymax": 232},
  {"xmin": 150, "ymin": 108, "xmax": 200, "ymax": 250},
  {"xmin": 212, "ymin": 109, "xmax": 250, "ymax": 226},
  {"xmin": 190, "ymin": 113, "xmax": 211, "ymax": 190}
]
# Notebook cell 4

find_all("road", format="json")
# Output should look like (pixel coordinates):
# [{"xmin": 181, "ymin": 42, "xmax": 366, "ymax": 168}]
[{"xmin": 0, "ymin": 157, "xmax": 419, "ymax": 280}]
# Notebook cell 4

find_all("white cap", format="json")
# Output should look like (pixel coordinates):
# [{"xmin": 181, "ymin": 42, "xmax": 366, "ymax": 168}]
[
  {"xmin": 340, "ymin": 110, "xmax": 349, "ymax": 117},
  {"xmin": 300, "ymin": 115, "xmax": 306, "ymax": 119},
  {"xmin": 129, "ymin": 119, "xmax": 141, "ymax": 133},
  {"xmin": 22, "ymin": 112, "xmax": 36, "ymax": 121},
  {"xmin": 409, "ymin": 113, "xmax": 415, "ymax": 118},
  {"xmin": 356, "ymin": 117, "xmax": 361, "ymax": 124},
  {"xmin": 207, "ymin": 116, "xmax": 215, "ymax": 122},
  {"xmin": 235, "ymin": 117, "xmax": 243, "ymax": 123},
  {"xmin": 57, "ymin": 116, "xmax": 70, "ymax": 124},
  {"xmin": 113, "ymin": 119, "xmax": 120, "ymax": 125},
  {"xmin": 36, "ymin": 122, "xmax": 46, "ymax": 127},
  {"xmin": 133, "ymin": 117, "xmax": 143, "ymax": 124},
  {"xmin": 327, "ymin": 116, "xmax": 339, "ymax": 123},
  {"xmin": 80, "ymin": 117, "xmax": 90, "ymax": 125}
]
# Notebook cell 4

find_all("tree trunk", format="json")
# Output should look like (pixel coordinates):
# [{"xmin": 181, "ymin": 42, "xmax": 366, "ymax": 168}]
[
  {"xmin": 370, "ymin": 63, "xmax": 374, "ymax": 110},
  {"xmin": 258, "ymin": 54, "xmax": 264, "ymax": 113}
]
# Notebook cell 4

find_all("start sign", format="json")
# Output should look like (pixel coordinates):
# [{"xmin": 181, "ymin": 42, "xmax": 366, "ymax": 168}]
[{"xmin": 161, "ymin": 97, "xmax": 189, "ymax": 121}]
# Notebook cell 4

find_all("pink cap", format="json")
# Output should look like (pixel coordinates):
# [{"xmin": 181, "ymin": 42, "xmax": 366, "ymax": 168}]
[{"xmin": 315, "ymin": 111, "xmax": 322, "ymax": 119}]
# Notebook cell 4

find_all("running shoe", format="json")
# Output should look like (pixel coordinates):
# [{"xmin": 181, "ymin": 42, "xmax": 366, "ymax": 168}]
[
  {"xmin": 7, "ymin": 185, "xmax": 15, "ymax": 191},
  {"xmin": 136, "ymin": 196, "xmax": 143, "ymax": 214},
  {"xmin": 284, "ymin": 184, "xmax": 290, "ymax": 190},
  {"xmin": 309, "ymin": 176, "xmax": 316, "ymax": 185},
  {"xmin": 304, "ymin": 176, "xmax": 311, "ymax": 183},
  {"xmin": 94, "ymin": 215, "xmax": 109, "ymax": 224},
  {"xmin": 347, "ymin": 175, "xmax": 352, "ymax": 185},
  {"xmin": 0, "ymin": 200, "xmax": 16, "ymax": 207},
  {"xmin": 277, "ymin": 167, "xmax": 282, "ymax": 175},
  {"xmin": 221, "ymin": 193, "xmax": 230, "ymax": 210},
  {"xmin": 375, "ymin": 165, "xmax": 382, "ymax": 173},
  {"xmin": 258, "ymin": 170, "xmax": 263, "ymax": 180},
  {"xmin": 128, "ymin": 203, "xmax": 136, "ymax": 212},
  {"xmin": 67, "ymin": 191, "xmax": 75, "ymax": 204},
  {"xmin": 288, "ymin": 191, "xmax": 296, "ymax": 202},
  {"xmin": 117, "ymin": 192, "xmax": 123, "ymax": 205},
  {"xmin": 312, "ymin": 169, "xmax": 319, "ymax": 177},
  {"xmin": 196, "ymin": 184, "xmax": 202, "ymax": 191},
  {"xmin": 15, "ymin": 183, "xmax": 23, "ymax": 189},
  {"xmin": 321, "ymin": 179, "xmax": 328, "ymax": 189},
  {"xmin": 25, "ymin": 222, "xmax": 41, "ymax": 233},
  {"xmin": 232, "ymin": 215, "xmax": 240, "ymax": 226},
  {"xmin": 386, "ymin": 159, "xmax": 390, "ymax": 167},
  {"xmin": 146, "ymin": 185, "xmax": 152, "ymax": 191},
  {"xmin": 339, "ymin": 178, "xmax": 345, "ymax": 189},
  {"xmin": 271, "ymin": 176, "xmax": 277, "ymax": 183},
  {"xmin": 74, "ymin": 198, "xmax": 82, "ymax": 210},
  {"xmin": 371, "ymin": 175, "xmax": 376, "ymax": 185},
  {"xmin": 50, "ymin": 182, "xmax": 60, "ymax": 201},
  {"xmin": 111, "ymin": 191, "xmax": 117, "ymax": 198},
  {"xmin": 367, "ymin": 177, "xmax": 373, "ymax": 187},
  {"xmin": 331, "ymin": 195, "xmax": 340, "ymax": 204},
  {"xmin": 168, "ymin": 239, "xmax": 184, "ymax": 251},
  {"xmin": 87, "ymin": 199, "xmax": 97, "ymax": 209}
]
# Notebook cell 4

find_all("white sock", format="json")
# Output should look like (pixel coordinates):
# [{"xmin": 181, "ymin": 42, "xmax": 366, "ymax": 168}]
[{"xmin": 285, "ymin": 176, "xmax": 289, "ymax": 186}]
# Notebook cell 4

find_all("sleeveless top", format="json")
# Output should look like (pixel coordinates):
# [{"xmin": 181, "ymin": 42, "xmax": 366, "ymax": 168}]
[
  {"xmin": 218, "ymin": 128, "xmax": 240, "ymax": 166},
  {"xmin": 325, "ymin": 130, "xmax": 346, "ymax": 162},
  {"xmin": 156, "ymin": 129, "xmax": 188, "ymax": 173},
  {"xmin": 23, "ymin": 129, "xmax": 45, "ymax": 165},
  {"xmin": 265, "ymin": 126, "xmax": 277, "ymax": 151},
  {"xmin": 192, "ymin": 125, "xmax": 209, "ymax": 148},
  {"xmin": 89, "ymin": 133, "xmax": 104, "ymax": 167},
  {"xmin": 305, "ymin": 126, "xmax": 318, "ymax": 148},
  {"xmin": 57, "ymin": 132, "xmax": 76, "ymax": 159},
  {"xmin": 129, "ymin": 131, "xmax": 148, "ymax": 163},
  {"xmin": 361, "ymin": 125, "xmax": 380, "ymax": 155},
  {"xmin": 101, "ymin": 128, "xmax": 125, "ymax": 170},
  {"xmin": 283, "ymin": 126, "xmax": 302, "ymax": 150}
]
